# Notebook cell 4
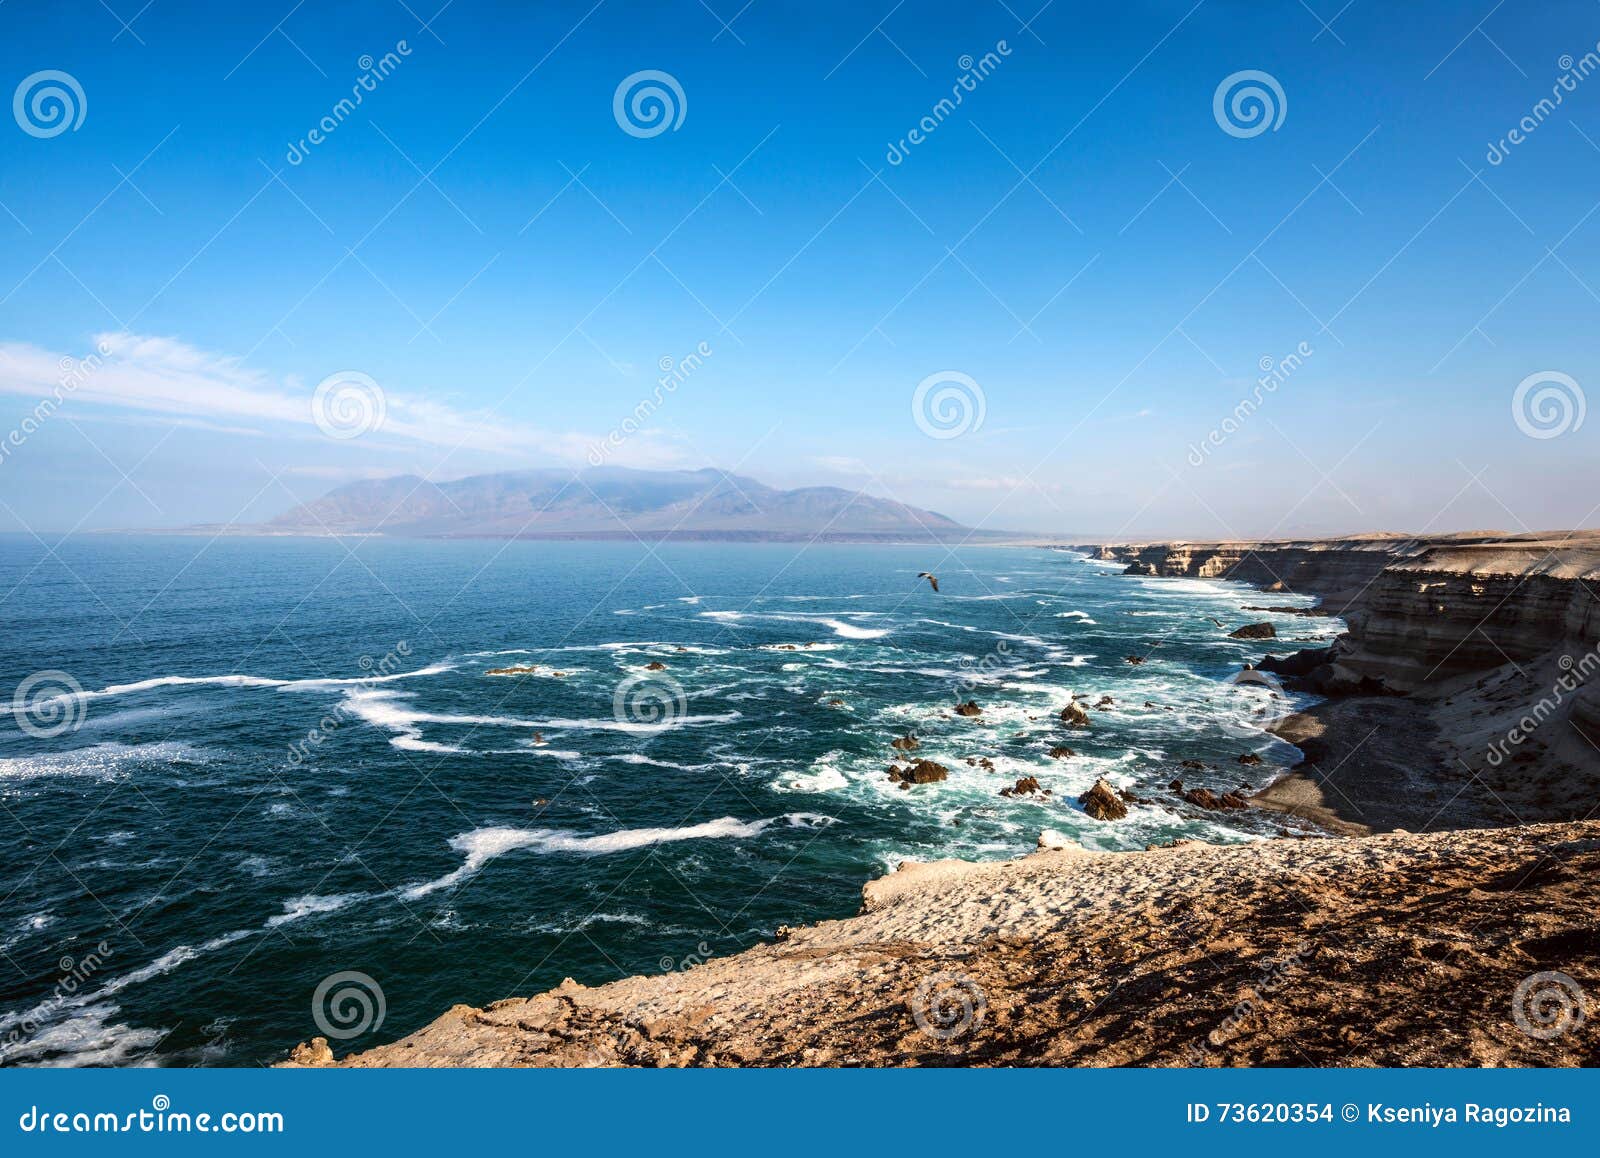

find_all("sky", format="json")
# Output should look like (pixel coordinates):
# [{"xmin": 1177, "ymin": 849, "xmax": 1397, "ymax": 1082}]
[{"xmin": 1, "ymin": 0, "xmax": 1597, "ymax": 538}]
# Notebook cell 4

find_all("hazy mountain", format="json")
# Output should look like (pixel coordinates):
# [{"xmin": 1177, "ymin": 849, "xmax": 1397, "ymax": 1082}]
[{"xmin": 267, "ymin": 467, "xmax": 1001, "ymax": 541}]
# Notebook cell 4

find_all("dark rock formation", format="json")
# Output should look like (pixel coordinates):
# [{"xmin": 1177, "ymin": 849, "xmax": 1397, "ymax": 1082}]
[
  {"xmin": 1079, "ymin": 778, "xmax": 1128, "ymax": 820},
  {"xmin": 1228, "ymin": 622, "xmax": 1277, "ymax": 640},
  {"xmin": 888, "ymin": 760, "xmax": 948, "ymax": 785},
  {"xmin": 1001, "ymin": 776, "xmax": 1043, "ymax": 797},
  {"xmin": 1184, "ymin": 787, "xmax": 1250, "ymax": 811},
  {"xmin": 1060, "ymin": 702, "xmax": 1091, "ymax": 728}
]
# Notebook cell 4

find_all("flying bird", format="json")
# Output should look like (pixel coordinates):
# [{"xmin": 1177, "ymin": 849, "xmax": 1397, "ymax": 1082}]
[{"xmin": 917, "ymin": 572, "xmax": 940, "ymax": 593}]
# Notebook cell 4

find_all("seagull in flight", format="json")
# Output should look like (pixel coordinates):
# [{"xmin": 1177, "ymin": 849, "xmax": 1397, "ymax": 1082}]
[{"xmin": 917, "ymin": 572, "xmax": 940, "ymax": 593}]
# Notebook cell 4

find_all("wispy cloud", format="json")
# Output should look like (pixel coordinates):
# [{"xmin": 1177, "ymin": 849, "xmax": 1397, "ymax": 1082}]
[{"xmin": 0, "ymin": 332, "xmax": 658, "ymax": 464}]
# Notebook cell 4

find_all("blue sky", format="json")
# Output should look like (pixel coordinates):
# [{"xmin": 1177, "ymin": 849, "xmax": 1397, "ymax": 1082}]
[{"xmin": 1, "ymin": 0, "xmax": 1597, "ymax": 536}]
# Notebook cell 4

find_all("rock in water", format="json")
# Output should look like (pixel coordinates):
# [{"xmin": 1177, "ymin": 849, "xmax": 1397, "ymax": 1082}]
[
  {"xmin": 1228, "ymin": 622, "xmax": 1277, "ymax": 640},
  {"xmin": 890, "ymin": 734, "xmax": 920, "ymax": 752},
  {"xmin": 1048, "ymin": 746, "xmax": 1076, "ymax": 759},
  {"xmin": 1238, "ymin": 753, "xmax": 1263, "ymax": 766},
  {"xmin": 1060, "ymin": 702, "xmax": 1091, "ymax": 728},
  {"xmin": 645, "ymin": 661, "xmax": 667, "ymax": 671},
  {"xmin": 1183, "ymin": 787, "xmax": 1251, "ymax": 811},
  {"xmin": 888, "ymin": 760, "xmax": 948, "ymax": 785},
  {"xmin": 953, "ymin": 700, "xmax": 982, "ymax": 717},
  {"xmin": 1079, "ymin": 778, "xmax": 1129, "ymax": 821},
  {"xmin": 1001, "ymin": 776, "xmax": 1042, "ymax": 798}
]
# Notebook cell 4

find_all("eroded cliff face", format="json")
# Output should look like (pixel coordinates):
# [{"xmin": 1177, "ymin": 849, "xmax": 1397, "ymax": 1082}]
[
  {"xmin": 1066, "ymin": 535, "xmax": 1600, "ymax": 766},
  {"xmin": 1071, "ymin": 537, "xmax": 1600, "ymax": 683},
  {"xmin": 1069, "ymin": 537, "xmax": 1418, "ymax": 613}
]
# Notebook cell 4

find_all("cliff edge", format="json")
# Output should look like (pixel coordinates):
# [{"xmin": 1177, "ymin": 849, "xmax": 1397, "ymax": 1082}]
[{"xmin": 302, "ymin": 822, "xmax": 1600, "ymax": 1067}]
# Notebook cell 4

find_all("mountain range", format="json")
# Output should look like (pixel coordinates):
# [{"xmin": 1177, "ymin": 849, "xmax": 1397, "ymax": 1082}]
[{"xmin": 266, "ymin": 467, "xmax": 1005, "ymax": 542}]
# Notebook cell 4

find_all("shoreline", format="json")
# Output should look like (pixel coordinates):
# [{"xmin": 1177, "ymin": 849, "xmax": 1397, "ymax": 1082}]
[{"xmin": 305, "ymin": 531, "xmax": 1600, "ymax": 1068}]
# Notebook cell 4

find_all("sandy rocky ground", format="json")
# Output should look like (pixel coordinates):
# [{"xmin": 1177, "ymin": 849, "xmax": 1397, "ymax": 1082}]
[
  {"xmin": 291, "ymin": 533, "xmax": 1600, "ymax": 1068},
  {"xmin": 301, "ymin": 823, "xmax": 1599, "ymax": 1068}
]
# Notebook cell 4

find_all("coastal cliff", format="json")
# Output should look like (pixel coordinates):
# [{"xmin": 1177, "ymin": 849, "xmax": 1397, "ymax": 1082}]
[
  {"xmin": 1073, "ymin": 532, "xmax": 1600, "ymax": 829},
  {"xmin": 1072, "ymin": 533, "xmax": 1600, "ymax": 707}
]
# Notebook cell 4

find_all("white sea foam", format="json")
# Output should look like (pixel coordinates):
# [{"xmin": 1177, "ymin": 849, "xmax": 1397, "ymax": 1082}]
[
  {"xmin": 347, "ymin": 685, "xmax": 739, "ymax": 753},
  {"xmin": 30, "ymin": 662, "xmax": 455, "ymax": 714},
  {"xmin": 779, "ymin": 754, "xmax": 850, "ymax": 793},
  {"xmin": 265, "ymin": 892, "xmax": 368, "ymax": 929},
  {"xmin": 0, "ymin": 1002, "xmax": 167, "ymax": 1067},
  {"xmin": 611, "ymin": 753, "xmax": 717, "ymax": 772},
  {"xmin": 520, "ymin": 745, "xmax": 585, "ymax": 761},
  {"xmin": 400, "ymin": 813, "xmax": 835, "ymax": 900},
  {"xmin": 698, "ymin": 610, "xmax": 891, "ymax": 639},
  {"xmin": 0, "ymin": 929, "xmax": 252, "ymax": 1041},
  {"xmin": 0, "ymin": 741, "xmax": 204, "ymax": 781},
  {"xmin": 237, "ymin": 854, "xmax": 277, "ymax": 878}
]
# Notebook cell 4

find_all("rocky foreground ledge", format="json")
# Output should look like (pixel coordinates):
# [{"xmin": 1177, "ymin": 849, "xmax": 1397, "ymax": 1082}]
[{"xmin": 297, "ymin": 822, "xmax": 1600, "ymax": 1067}]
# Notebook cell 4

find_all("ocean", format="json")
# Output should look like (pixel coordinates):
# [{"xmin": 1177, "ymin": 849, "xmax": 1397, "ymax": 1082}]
[{"xmin": 0, "ymin": 536, "xmax": 1341, "ymax": 1066}]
